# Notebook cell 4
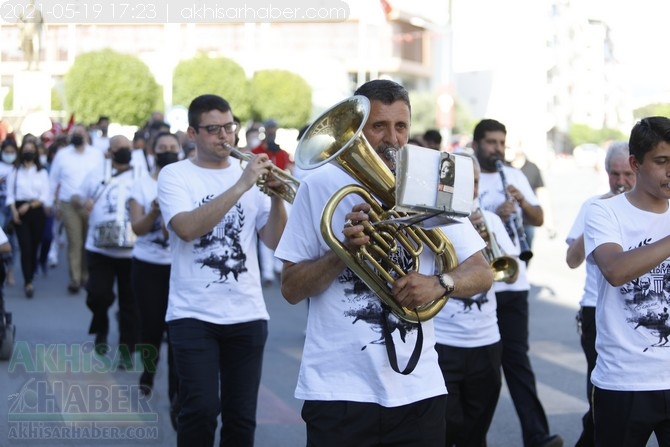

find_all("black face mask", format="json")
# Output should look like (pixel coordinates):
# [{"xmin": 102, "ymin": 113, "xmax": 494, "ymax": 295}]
[
  {"xmin": 155, "ymin": 152, "xmax": 179, "ymax": 168},
  {"xmin": 70, "ymin": 135, "xmax": 84, "ymax": 146},
  {"xmin": 111, "ymin": 148, "xmax": 132, "ymax": 164},
  {"xmin": 21, "ymin": 152, "xmax": 36, "ymax": 163}
]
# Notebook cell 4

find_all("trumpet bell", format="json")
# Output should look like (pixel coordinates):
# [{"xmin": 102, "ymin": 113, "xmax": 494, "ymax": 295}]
[{"xmin": 491, "ymin": 256, "xmax": 519, "ymax": 284}]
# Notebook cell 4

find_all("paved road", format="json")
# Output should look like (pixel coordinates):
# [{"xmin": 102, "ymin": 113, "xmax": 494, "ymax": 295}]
[{"xmin": 0, "ymin": 157, "xmax": 660, "ymax": 446}]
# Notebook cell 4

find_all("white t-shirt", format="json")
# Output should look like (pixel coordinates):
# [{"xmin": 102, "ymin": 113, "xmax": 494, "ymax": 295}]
[
  {"xmin": 434, "ymin": 209, "xmax": 516, "ymax": 347},
  {"xmin": 82, "ymin": 169, "xmax": 135, "ymax": 259},
  {"xmin": 157, "ymin": 159, "xmax": 271, "ymax": 325},
  {"xmin": 129, "ymin": 175, "xmax": 170, "ymax": 265},
  {"xmin": 274, "ymin": 163, "xmax": 485, "ymax": 407},
  {"xmin": 584, "ymin": 194, "xmax": 670, "ymax": 391},
  {"xmin": 566, "ymin": 194, "xmax": 603, "ymax": 308},
  {"xmin": 49, "ymin": 145, "xmax": 105, "ymax": 202},
  {"xmin": 478, "ymin": 166, "xmax": 537, "ymax": 292}
]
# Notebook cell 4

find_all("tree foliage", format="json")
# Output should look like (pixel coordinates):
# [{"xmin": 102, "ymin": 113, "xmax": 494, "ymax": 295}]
[
  {"xmin": 567, "ymin": 123, "xmax": 626, "ymax": 149},
  {"xmin": 63, "ymin": 49, "xmax": 161, "ymax": 126},
  {"xmin": 250, "ymin": 69, "xmax": 311, "ymax": 129},
  {"xmin": 172, "ymin": 56, "xmax": 251, "ymax": 121},
  {"xmin": 634, "ymin": 103, "xmax": 670, "ymax": 119}
]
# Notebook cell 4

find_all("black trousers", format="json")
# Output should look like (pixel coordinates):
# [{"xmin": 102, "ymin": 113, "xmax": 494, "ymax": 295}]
[
  {"xmin": 496, "ymin": 290, "xmax": 551, "ymax": 447},
  {"xmin": 593, "ymin": 387, "xmax": 670, "ymax": 447},
  {"xmin": 436, "ymin": 341, "xmax": 503, "ymax": 447},
  {"xmin": 302, "ymin": 396, "xmax": 447, "ymax": 447},
  {"xmin": 169, "ymin": 318, "xmax": 267, "ymax": 447},
  {"xmin": 13, "ymin": 203, "xmax": 45, "ymax": 286},
  {"xmin": 576, "ymin": 306, "xmax": 597, "ymax": 447},
  {"xmin": 131, "ymin": 258, "xmax": 177, "ymax": 399},
  {"xmin": 85, "ymin": 250, "xmax": 138, "ymax": 351}
]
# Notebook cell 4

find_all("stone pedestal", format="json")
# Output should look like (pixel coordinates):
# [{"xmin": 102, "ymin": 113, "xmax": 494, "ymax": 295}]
[{"xmin": 13, "ymin": 69, "xmax": 51, "ymax": 113}]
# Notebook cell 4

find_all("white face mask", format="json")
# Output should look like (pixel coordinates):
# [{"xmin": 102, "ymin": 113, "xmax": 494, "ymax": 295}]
[
  {"xmin": 2, "ymin": 153, "xmax": 16, "ymax": 164},
  {"xmin": 39, "ymin": 154, "xmax": 48, "ymax": 165}
]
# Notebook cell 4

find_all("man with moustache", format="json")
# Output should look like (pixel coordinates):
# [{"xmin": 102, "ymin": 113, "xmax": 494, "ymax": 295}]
[{"xmin": 275, "ymin": 80, "xmax": 494, "ymax": 446}]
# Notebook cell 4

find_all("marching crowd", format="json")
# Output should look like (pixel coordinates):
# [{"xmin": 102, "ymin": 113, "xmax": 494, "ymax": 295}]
[{"xmin": 2, "ymin": 78, "xmax": 670, "ymax": 447}]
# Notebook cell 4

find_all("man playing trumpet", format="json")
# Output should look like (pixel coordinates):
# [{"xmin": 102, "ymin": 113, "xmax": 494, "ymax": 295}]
[{"xmin": 157, "ymin": 94, "xmax": 288, "ymax": 447}]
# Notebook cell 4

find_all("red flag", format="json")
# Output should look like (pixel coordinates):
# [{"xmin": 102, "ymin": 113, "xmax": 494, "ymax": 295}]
[{"xmin": 65, "ymin": 113, "xmax": 75, "ymax": 132}]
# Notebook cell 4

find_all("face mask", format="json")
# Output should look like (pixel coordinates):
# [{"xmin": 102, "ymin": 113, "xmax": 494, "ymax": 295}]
[
  {"xmin": 111, "ymin": 148, "xmax": 132, "ymax": 164},
  {"xmin": 155, "ymin": 152, "xmax": 179, "ymax": 168},
  {"xmin": 70, "ymin": 135, "xmax": 84, "ymax": 146},
  {"xmin": 39, "ymin": 154, "xmax": 48, "ymax": 165},
  {"xmin": 2, "ymin": 153, "xmax": 16, "ymax": 164},
  {"xmin": 21, "ymin": 152, "xmax": 36, "ymax": 163},
  {"xmin": 247, "ymin": 137, "xmax": 260, "ymax": 148}
]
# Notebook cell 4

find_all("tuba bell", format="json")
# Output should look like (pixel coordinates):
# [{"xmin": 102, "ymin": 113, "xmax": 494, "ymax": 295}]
[{"xmin": 294, "ymin": 95, "xmax": 458, "ymax": 323}]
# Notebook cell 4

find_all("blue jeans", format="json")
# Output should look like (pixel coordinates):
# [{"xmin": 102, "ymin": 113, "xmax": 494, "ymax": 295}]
[{"xmin": 168, "ymin": 318, "xmax": 268, "ymax": 447}]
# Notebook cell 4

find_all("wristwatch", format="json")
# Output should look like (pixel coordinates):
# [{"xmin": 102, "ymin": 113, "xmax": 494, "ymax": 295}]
[{"xmin": 437, "ymin": 273, "xmax": 455, "ymax": 296}]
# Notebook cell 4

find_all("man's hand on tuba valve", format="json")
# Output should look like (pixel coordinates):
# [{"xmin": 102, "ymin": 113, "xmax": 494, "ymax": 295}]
[{"xmin": 342, "ymin": 205, "xmax": 370, "ymax": 251}]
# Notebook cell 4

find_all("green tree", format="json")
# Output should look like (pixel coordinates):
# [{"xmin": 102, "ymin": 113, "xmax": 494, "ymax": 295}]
[
  {"xmin": 250, "ymin": 69, "xmax": 311, "ymax": 129},
  {"xmin": 634, "ymin": 103, "xmax": 670, "ymax": 119},
  {"xmin": 567, "ymin": 123, "xmax": 626, "ymax": 149},
  {"xmin": 63, "ymin": 49, "xmax": 160, "ymax": 126},
  {"xmin": 172, "ymin": 56, "xmax": 251, "ymax": 121},
  {"xmin": 3, "ymin": 87, "xmax": 12, "ymax": 111},
  {"xmin": 407, "ymin": 91, "xmax": 436, "ymax": 135}
]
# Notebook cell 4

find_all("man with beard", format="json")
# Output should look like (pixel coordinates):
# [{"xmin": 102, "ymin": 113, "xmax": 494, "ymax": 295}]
[
  {"xmin": 472, "ymin": 119, "xmax": 561, "ymax": 447},
  {"xmin": 275, "ymin": 79, "xmax": 493, "ymax": 446}
]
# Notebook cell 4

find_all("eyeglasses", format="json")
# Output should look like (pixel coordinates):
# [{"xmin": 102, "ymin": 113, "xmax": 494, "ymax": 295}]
[{"xmin": 195, "ymin": 123, "xmax": 238, "ymax": 135}]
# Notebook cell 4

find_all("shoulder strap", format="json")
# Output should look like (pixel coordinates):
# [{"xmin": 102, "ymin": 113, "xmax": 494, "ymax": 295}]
[{"xmin": 381, "ymin": 306, "xmax": 423, "ymax": 375}]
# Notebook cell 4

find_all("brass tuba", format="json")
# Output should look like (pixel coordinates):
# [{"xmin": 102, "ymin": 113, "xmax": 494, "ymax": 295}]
[
  {"xmin": 473, "ymin": 208, "xmax": 519, "ymax": 284},
  {"xmin": 294, "ymin": 95, "xmax": 458, "ymax": 323}
]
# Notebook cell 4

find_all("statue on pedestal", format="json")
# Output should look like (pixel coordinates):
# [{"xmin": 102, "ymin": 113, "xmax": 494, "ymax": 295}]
[{"xmin": 18, "ymin": 0, "xmax": 44, "ymax": 70}]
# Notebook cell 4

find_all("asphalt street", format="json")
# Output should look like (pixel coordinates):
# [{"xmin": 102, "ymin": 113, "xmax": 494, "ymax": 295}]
[{"xmin": 0, "ymin": 157, "xmax": 660, "ymax": 447}]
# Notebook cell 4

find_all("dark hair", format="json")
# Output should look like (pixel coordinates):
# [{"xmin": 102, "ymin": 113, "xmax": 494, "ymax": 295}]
[
  {"xmin": 1, "ymin": 137, "xmax": 18, "ymax": 152},
  {"xmin": 423, "ymin": 129, "xmax": 442, "ymax": 145},
  {"xmin": 188, "ymin": 94, "xmax": 232, "ymax": 129},
  {"xmin": 472, "ymin": 119, "xmax": 506, "ymax": 142},
  {"xmin": 152, "ymin": 131, "xmax": 180, "ymax": 153},
  {"xmin": 629, "ymin": 117, "xmax": 670, "ymax": 163},
  {"xmin": 148, "ymin": 120, "xmax": 170, "ymax": 132},
  {"xmin": 18, "ymin": 138, "xmax": 44, "ymax": 170},
  {"xmin": 354, "ymin": 79, "xmax": 411, "ymax": 114}
]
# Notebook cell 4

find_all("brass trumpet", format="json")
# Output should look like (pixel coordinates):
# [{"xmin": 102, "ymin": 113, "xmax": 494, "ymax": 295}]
[
  {"xmin": 473, "ymin": 208, "xmax": 519, "ymax": 284},
  {"xmin": 225, "ymin": 143, "xmax": 300, "ymax": 204}
]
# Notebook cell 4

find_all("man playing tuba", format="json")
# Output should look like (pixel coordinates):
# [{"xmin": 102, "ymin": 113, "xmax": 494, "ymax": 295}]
[{"xmin": 275, "ymin": 80, "xmax": 493, "ymax": 446}]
